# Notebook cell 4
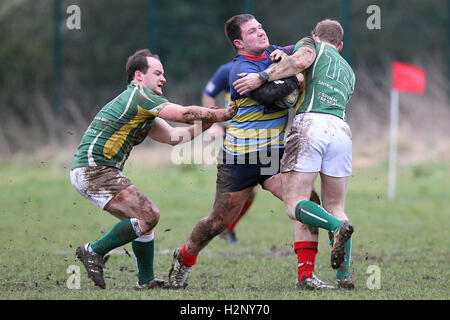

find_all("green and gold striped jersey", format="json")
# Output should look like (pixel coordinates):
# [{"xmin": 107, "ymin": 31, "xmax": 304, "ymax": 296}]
[
  {"xmin": 294, "ymin": 36, "xmax": 355, "ymax": 121},
  {"xmin": 71, "ymin": 83, "xmax": 169, "ymax": 171}
]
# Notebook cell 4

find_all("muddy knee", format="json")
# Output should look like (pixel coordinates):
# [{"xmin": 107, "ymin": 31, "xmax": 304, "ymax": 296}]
[{"xmin": 141, "ymin": 208, "xmax": 160, "ymax": 233}]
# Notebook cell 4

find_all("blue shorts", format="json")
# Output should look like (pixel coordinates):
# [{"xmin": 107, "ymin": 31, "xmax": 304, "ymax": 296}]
[{"xmin": 216, "ymin": 148, "xmax": 284, "ymax": 193}]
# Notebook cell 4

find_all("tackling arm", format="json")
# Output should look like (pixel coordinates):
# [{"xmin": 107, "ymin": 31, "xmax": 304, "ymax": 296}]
[
  {"xmin": 263, "ymin": 45, "xmax": 316, "ymax": 82},
  {"xmin": 148, "ymin": 118, "xmax": 212, "ymax": 146},
  {"xmin": 157, "ymin": 102, "xmax": 237, "ymax": 124},
  {"xmin": 233, "ymin": 41, "xmax": 316, "ymax": 95}
]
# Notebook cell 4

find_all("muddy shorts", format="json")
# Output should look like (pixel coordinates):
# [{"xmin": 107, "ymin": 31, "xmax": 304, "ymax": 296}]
[
  {"xmin": 216, "ymin": 148, "xmax": 284, "ymax": 192},
  {"xmin": 281, "ymin": 113, "xmax": 352, "ymax": 177},
  {"xmin": 70, "ymin": 166, "xmax": 133, "ymax": 209}
]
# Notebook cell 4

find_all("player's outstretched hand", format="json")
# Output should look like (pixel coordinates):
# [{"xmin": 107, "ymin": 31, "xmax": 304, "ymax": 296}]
[
  {"xmin": 233, "ymin": 73, "xmax": 263, "ymax": 95},
  {"xmin": 224, "ymin": 100, "xmax": 238, "ymax": 120}
]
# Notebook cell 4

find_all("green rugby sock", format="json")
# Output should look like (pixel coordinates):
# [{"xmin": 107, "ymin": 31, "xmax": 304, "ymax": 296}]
[
  {"xmin": 337, "ymin": 238, "xmax": 352, "ymax": 280},
  {"xmin": 132, "ymin": 235, "xmax": 155, "ymax": 285},
  {"xmin": 295, "ymin": 200, "xmax": 342, "ymax": 232},
  {"xmin": 90, "ymin": 218, "xmax": 140, "ymax": 256}
]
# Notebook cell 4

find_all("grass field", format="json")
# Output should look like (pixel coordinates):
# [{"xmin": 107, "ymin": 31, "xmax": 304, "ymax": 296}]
[{"xmin": 0, "ymin": 150, "xmax": 449, "ymax": 302}]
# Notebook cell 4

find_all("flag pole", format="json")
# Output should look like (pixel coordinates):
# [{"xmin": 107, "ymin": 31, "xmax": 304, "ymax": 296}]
[{"xmin": 388, "ymin": 89, "xmax": 399, "ymax": 200}]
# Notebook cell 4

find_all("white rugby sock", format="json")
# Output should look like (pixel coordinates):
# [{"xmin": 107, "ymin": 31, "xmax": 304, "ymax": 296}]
[{"xmin": 134, "ymin": 231, "xmax": 154, "ymax": 243}]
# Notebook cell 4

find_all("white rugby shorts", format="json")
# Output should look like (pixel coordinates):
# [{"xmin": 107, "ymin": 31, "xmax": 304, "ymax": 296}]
[
  {"xmin": 70, "ymin": 166, "xmax": 133, "ymax": 209},
  {"xmin": 281, "ymin": 113, "xmax": 352, "ymax": 177}
]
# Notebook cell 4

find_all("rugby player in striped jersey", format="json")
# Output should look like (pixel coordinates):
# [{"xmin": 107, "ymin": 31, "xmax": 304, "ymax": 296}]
[
  {"xmin": 202, "ymin": 61, "xmax": 260, "ymax": 245},
  {"xmin": 168, "ymin": 14, "xmax": 329, "ymax": 290}
]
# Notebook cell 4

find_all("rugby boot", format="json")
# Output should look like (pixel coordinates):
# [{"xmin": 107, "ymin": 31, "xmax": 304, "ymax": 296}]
[
  {"xmin": 296, "ymin": 273, "xmax": 335, "ymax": 290},
  {"xmin": 337, "ymin": 275, "xmax": 355, "ymax": 290},
  {"xmin": 135, "ymin": 277, "xmax": 168, "ymax": 290},
  {"xmin": 168, "ymin": 248, "xmax": 192, "ymax": 289},
  {"xmin": 76, "ymin": 243, "xmax": 109, "ymax": 289},
  {"xmin": 330, "ymin": 221, "xmax": 354, "ymax": 269}
]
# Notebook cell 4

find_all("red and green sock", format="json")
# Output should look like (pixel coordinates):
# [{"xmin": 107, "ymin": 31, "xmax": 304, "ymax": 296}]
[{"xmin": 294, "ymin": 241, "xmax": 318, "ymax": 281}]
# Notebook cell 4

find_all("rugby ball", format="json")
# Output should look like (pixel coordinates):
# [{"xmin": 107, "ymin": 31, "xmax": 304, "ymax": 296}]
[{"xmin": 275, "ymin": 86, "xmax": 301, "ymax": 109}]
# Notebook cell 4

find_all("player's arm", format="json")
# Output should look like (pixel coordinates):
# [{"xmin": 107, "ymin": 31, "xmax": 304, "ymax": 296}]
[
  {"xmin": 233, "ymin": 38, "xmax": 316, "ymax": 95},
  {"xmin": 264, "ymin": 44, "xmax": 315, "ymax": 81},
  {"xmin": 201, "ymin": 93, "xmax": 225, "ymax": 139},
  {"xmin": 157, "ymin": 101, "xmax": 237, "ymax": 124},
  {"xmin": 148, "ymin": 117, "xmax": 212, "ymax": 146},
  {"xmin": 251, "ymin": 74, "xmax": 303, "ymax": 105}
]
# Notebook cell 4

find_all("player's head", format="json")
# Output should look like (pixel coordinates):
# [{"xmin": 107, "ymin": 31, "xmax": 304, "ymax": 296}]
[
  {"xmin": 312, "ymin": 19, "xmax": 344, "ymax": 51},
  {"xmin": 126, "ymin": 49, "xmax": 166, "ymax": 96},
  {"xmin": 225, "ymin": 14, "xmax": 269, "ymax": 55}
]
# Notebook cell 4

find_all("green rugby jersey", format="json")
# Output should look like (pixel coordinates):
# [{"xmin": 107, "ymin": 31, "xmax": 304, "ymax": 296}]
[
  {"xmin": 71, "ymin": 83, "xmax": 169, "ymax": 171},
  {"xmin": 294, "ymin": 36, "xmax": 355, "ymax": 121}
]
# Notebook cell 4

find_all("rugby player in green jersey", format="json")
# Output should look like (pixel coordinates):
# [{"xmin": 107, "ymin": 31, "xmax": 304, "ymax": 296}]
[
  {"xmin": 234, "ymin": 19, "xmax": 356, "ymax": 289},
  {"xmin": 70, "ymin": 49, "xmax": 237, "ymax": 290}
]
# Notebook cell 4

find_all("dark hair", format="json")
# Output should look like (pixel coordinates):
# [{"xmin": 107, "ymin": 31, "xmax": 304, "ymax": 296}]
[
  {"xmin": 225, "ymin": 14, "xmax": 255, "ymax": 51},
  {"xmin": 312, "ymin": 19, "xmax": 344, "ymax": 47},
  {"xmin": 125, "ymin": 49, "xmax": 160, "ymax": 84}
]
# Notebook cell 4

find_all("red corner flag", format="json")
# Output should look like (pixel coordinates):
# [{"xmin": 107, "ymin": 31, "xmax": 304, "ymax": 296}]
[{"xmin": 392, "ymin": 61, "xmax": 426, "ymax": 93}]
